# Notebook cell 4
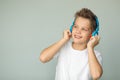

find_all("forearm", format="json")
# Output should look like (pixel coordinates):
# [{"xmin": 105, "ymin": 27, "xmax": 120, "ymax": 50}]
[
  {"xmin": 40, "ymin": 38, "xmax": 68, "ymax": 63},
  {"xmin": 88, "ymin": 47, "xmax": 103, "ymax": 80}
]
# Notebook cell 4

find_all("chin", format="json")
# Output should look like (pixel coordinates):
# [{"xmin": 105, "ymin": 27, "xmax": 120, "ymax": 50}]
[
  {"xmin": 72, "ymin": 36, "xmax": 88, "ymax": 44},
  {"xmin": 73, "ymin": 40, "xmax": 82, "ymax": 44},
  {"xmin": 73, "ymin": 39, "xmax": 87, "ymax": 44}
]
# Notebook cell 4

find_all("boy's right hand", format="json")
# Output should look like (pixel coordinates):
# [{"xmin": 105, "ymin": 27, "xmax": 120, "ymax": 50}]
[
  {"xmin": 40, "ymin": 29, "xmax": 72, "ymax": 63},
  {"xmin": 63, "ymin": 29, "xmax": 72, "ymax": 41}
]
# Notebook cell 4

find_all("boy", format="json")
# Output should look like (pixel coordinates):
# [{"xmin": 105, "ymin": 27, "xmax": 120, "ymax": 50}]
[{"xmin": 40, "ymin": 8, "xmax": 103, "ymax": 80}]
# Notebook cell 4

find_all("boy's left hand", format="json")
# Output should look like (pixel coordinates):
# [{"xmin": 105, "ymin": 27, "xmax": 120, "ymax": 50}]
[{"xmin": 87, "ymin": 35, "xmax": 100, "ymax": 49}]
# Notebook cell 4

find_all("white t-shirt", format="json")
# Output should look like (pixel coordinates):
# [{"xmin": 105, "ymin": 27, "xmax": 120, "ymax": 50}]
[{"xmin": 54, "ymin": 41, "xmax": 102, "ymax": 80}]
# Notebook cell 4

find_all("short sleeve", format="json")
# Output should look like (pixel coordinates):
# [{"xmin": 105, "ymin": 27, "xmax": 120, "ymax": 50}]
[
  {"xmin": 53, "ymin": 43, "xmax": 65, "ymax": 59},
  {"xmin": 54, "ymin": 50, "xmax": 60, "ymax": 58},
  {"xmin": 95, "ymin": 50, "xmax": 103, "ymax": 66},
  {"xmin": 53, "ymin": 40, "xmax": 70, "ymax": 59}
]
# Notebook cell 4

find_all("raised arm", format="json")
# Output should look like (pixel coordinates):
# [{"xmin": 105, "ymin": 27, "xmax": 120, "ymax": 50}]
[
  {"xmin": 40, "ymin": 29, "xmax": 71, "ymax": 63},
  {"xmin": 87, "ymin": 36, "xmax": 103, "ymax": 80}
]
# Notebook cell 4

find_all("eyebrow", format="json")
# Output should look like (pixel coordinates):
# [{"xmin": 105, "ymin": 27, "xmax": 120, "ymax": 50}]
[{"xmin": 74, "ymin": 24, "xmax": 90, "ymax": 29}]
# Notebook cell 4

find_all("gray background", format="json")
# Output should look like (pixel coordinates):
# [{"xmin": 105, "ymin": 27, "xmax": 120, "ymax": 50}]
[{"xmin": 0, "ymin": 0, "xmax": 120, "ymax": 80}]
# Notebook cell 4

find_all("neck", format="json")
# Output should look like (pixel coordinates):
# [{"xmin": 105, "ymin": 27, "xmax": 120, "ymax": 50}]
[{"xmin": 72, "ymin": 42, "xmax": 87, "ymax": 51}]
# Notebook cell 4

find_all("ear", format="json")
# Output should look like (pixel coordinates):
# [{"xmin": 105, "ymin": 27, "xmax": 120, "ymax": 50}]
[{"xmin": 89, "ymin": 34, "xmax": 92, "ymax": 38}]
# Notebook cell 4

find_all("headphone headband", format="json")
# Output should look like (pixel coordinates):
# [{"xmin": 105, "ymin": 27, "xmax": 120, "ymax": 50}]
[{"xmin": 92, "ymin": 17, "xmax": 99, "ymax": 36}]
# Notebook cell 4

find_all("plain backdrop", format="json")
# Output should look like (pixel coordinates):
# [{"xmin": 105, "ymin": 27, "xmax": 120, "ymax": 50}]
[{"xmin": 0, "ymin": 0, "xmax": 120, "ymax": 80}]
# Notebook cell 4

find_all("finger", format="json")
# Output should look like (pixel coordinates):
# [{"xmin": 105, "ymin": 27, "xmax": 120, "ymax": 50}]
[
  {"xmin": 97, "ymin": 35, "xmax": 100, "ymax": 40},
  {"xmin": 90, "ymin": 36, "xmax": 95, "ymax": 40},
  {"xmin": 97, "ymin": 36, "xmax": 100, "ymax": 42},
  {"xmin": 64, "ymin": 29, "xmax": 71, "ymax": 37},
  {"xmin": 94, "ymin": 35, "xmax": 99, "ymax": 40},
  {"xmin": 66, "ymin": 28, "xmax": 72, "ymax": 35},
  {"xmin": 68, "ymin": 31, "xmax": 72, "ymax": 37}
]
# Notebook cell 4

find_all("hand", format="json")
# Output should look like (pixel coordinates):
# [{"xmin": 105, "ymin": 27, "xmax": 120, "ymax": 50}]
[
  {"xmin": 87, "ymin": 35, "xmax": 100, "ymax": 49},
  {"xmin": 63, "ymin": 29, "xmax": 72, "ymax": 41}
]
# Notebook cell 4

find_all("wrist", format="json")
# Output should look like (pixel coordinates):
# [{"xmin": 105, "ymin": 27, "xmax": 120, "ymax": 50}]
[
  {"xmin": 61, "ymin": 38, "xmax": 69, "ymax": 43},
  {"xmin": 87, "ymin": 46, "xmax": 94, "ymax": 51},
  {"xmin": 62, "ymin": 37, "xmax": 69, "ymax": 42},
  {"xmin": 87, "ymin": 47, "xmax": 95, "ymax": 55}
]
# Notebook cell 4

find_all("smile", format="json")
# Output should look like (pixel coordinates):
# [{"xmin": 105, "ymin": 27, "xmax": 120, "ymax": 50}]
[{"xmin": 74, "ymin": 35, "xmax": 82, "ymax": 39}]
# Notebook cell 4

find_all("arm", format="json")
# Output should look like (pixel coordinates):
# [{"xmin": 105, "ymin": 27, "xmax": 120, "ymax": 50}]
[
  {"xmin": 40, "ymin": 29, "xmax": 71, "ymax": 63},
  {"xmin": 87, "ymin": 36, "xmax": 103, "ymax": 80}
]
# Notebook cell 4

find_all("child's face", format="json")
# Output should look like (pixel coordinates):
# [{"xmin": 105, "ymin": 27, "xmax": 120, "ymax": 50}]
[{"xmin": 72, "ymin": 17, "xmax": 92, "ymax": 44}]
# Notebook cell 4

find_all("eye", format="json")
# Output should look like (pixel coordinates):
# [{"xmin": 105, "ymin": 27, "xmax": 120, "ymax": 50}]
[
  {"xmin": 81, "ymin": 28, "xmax": 88, "ymax": 31},
  {"xmin": 73, "ymin": 25, "xmax": 78, "ymax": 28}
]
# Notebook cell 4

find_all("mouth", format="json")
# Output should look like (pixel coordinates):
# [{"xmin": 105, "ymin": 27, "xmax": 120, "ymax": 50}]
[{"xmin": 74, "ymin": 34, "xmax": 82, "ymax": 39}]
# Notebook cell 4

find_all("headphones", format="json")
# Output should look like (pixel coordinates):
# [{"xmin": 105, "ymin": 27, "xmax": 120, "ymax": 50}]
[{"xmin": 70, "ymin": 17, "xmax": 99, "ymax": 36}]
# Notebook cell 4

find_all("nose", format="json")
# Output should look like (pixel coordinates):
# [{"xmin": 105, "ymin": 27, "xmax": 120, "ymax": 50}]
[{"xmin": 76, "ymin": 28, "xmax": 81, "ymax": 34}]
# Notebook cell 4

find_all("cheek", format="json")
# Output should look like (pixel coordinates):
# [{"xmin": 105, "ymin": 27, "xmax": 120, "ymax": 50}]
[
  {"xmin": 72, "ymin": 28, "xmax": 75, "ymax": 33},
  {"xmin": 71, "ymin": 30, "xmax": 75, "ymax": 35},
  {"xmin": 71, "ymin": 32, "xmax": 74, "ymax": 38},
  {"xmin": 84, "ymin": 33, "xmax": 91, "ymax": 39}
]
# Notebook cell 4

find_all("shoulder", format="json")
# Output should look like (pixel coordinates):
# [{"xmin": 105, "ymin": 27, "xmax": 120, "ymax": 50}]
[
  {"xmin": 94, "ymin": 50, "xmax": 103, "ymax": 66},
  {"xmin": 54, "ymin": 40, "xmax": 72, "ymax": 58},
  {"xmin": 94, "ymin": 50, "xmax": 102, "ymax": 56},
  {"xmin": 94, "ymin": 50, "xmax": 103, "ymax": 61},
  {"xmin": 62, "ymin": 40, "xmax": 72, "ymax": 49}
]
